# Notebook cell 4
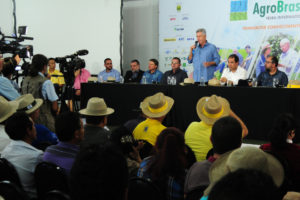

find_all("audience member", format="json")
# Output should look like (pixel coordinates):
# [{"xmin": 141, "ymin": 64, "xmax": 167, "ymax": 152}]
[
  {"xmin": 203, "ymin": 146, "xmax": 284, "ymax": 197},
  {"xmin": 0, "ymin": 96, "xmax": 18, "ymax": 152},
  {"xmin": 1, "ymin": 112, "xmax": 43, "ymax": 198},
  {"xmin": 260, "ymin": 113, "xmax": 300, "ymax": 191},
  {"xmin": 133, "ymin": 92, "xmax": 174, "ymax": 146},
  {"xmin": 257, "ymin": 55, "xmax": 288, "ymax": 87},
  {"xmin": 43, "ymin": 111, "xmax": 83, "ymax": 175},
  {"xmin": 124, "ymin": 59, "xmax": 144, "ymax": 83},
  {"xmin": 184, "ymin": 116, "xmax": 242, "ymax": 197},
  {"xmin": 16, "ymin": 94, "xmax": 58, "ymax": 150},
  {"xmin": 161, "ymin": 57, "xmax": 187, "ymax": 85},
  {"xmin": 142, "ymin": 59, "xmax": 163, "ymax": 84},
  {"xmin": 137, "ymin": 127, "xmax": 188, "ymax": 200},
  {"xmin": 220, "ymin": 54, "xmax": 247, "ymax": 86},
  {"xmin": 207, "ymin": 169, "xmax": 280, "ymax": 200},
  {"xmin": 98, "ymin": 58, "xmax": 121, "ymax": 82},
  {"xmin": 21, "ymin": 54, "xmax": 58, "ymax": 132},
  {"xmin": 73, "ymin": 67, "xmax": 91, "ymax": 96},
  {"xmin": 123, "ymin": 108, "xmax": 146, "ymax": 134},
  {"xmin": 79, "ymin": 97, "xmax": 114, "ymax": 147},
  {"xmin": 185, "ymin": 95, "xmax": 248, "ymax": 161},
  {"xmin": 0, "ymin": 57, "xmax": 20, "ymax": 100},
  {"xmin": 70, "ymin": 143, "xmax": 128, "ymax": 200}
]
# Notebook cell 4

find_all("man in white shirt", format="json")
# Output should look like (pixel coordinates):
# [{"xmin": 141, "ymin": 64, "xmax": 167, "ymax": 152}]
[{"xmin": 220, "ymin": 54, "xmax": 247, "ymax": 86}]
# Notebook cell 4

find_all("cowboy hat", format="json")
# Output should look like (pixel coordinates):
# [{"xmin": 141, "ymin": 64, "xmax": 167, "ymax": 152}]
[
  {"xmin": 204, "ymin": 147, "xmax": 284, "ymax": 196},
  {"xmin": 208, "ymin": 78, "xmax": 221, "ymax": 86},
  {"xmin": 0, "ymin": 96, "xmax": 19, "ymax": 123},
  {"xmin": 196, "ymin": 95, "xmax": 230, "ymax": 125},
  {"xmin": 79, "ymin": 97, "xmax": 114, "ymax": 116},
  {"xmin": 16, "ymin": 94, "xmax": 43, "ymax": 114},
  {"xmin": 140, "ymin": 92, "xmax": 174, "ymax": 118},
  {"xmin": 180, "ymin": 78, "xmax": 195, "ymax": 86}
]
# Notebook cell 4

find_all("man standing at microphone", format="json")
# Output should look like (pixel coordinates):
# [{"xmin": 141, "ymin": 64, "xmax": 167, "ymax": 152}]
[{"xmin": 188, "ymin": 28, "xmax": 220, "ymax": 83}]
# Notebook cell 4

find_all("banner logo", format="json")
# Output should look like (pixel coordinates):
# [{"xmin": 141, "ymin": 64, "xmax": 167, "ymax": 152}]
[{"xmin": 230, "ymin": 0, "xmax": 248, "ymax": 21}]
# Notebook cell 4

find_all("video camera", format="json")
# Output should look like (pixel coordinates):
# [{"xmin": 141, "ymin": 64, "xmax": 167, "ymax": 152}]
[{"xmin": 0, "ymin": 26, "xmax": 33, "ymax": 58}]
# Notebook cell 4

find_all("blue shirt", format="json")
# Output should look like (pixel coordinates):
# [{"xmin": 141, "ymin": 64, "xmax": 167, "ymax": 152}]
[
  {"xmin": 187, "ymin": 42, "xmax": 220, "ymax": 82},
  {"xmin": 257, "ymin": 69, "xmax": 288, "ymax": 87},
  {"xmin": 38, "ymin": 72, "xmax": 58, "ymax": 102},
  {"xmin": 256, "ymin": 55, "xmax": 266, "ymax": 78},
  {"xmin": 142, "ymin": 70, "xmax": 163, "ymax": 84},
  {"xmin": 0, "ymin": 76, "xmax": 20, "ymax": 100},
  {"xmin": 98, "ymin": 68, "xmax": 121, "ymax": 82},
  {"xmin": 32, "ymin": 124, "xmax": 59, "ymax": 148}
]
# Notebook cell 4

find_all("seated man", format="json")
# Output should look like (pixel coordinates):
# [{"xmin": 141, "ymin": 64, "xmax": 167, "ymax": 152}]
[
  {"xmin": 47, "ymin": 58, "xmax": 65, "ymax": 95},
  {"xmin": 1, "ymin": 112, "xmax": 43, "ymax": 198},
  {"xmin": 185, "ymin": 95, "xmax": 248, "ymax": 162},
  {"xmin": 220, "ymin": 54, "xmax": 247, "ymax": 86},
  {"xmin": 141, "ymin": 58, "xmax": 163, "ymax": 84},
  {"xmin": 98, "ymin": 58, "xmax": 121, "ymax": 82},
  {"xmin": 43, "ymin": 111, "xmax": 84, "ymax": 175},
  {"xmin": 161, "ymin": 57, "xmax": 188, "ymax": 85},
  {"xmin": 133, "ymin": 92, "xmax": 174, "ymax": 146},
  {"xmin": 79, "ymin": 97, "xmax": 114, "ymax": 147},
  {"xmin": 184, "ymin": 116, "xmax": 242, "ymax": 197},
  {"xmin": 124, "ymin": 59, "xmax": 144, "ymax": 83},
  {"xmin": 0, "ymin": 57, "xmax": 20, "ymax": 100},
  {"xmin": 257, "ymin": 56, "xmax": 288, "ymax": 87}
]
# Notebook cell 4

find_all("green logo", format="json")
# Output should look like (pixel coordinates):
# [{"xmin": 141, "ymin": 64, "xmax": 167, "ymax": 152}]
[{"xmin": 253, "ymin": 1, "xmax": 300, "ymax": 17}]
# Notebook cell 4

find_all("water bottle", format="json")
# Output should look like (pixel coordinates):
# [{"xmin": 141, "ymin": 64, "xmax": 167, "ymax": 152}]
[
  {"xmin": 120, "ymin": 76, "xmax": 124, "ymax": 84},
  {"xmin": 200, "ymin": 76, "xmax": 205, "ymax": 86},
  {"xmin": 142, "ymin": 75, "xmax": 147, "ymax": 84},
  {"xmin": 98, "ymin": 75, "xmax": 103, "ymax": 83}
]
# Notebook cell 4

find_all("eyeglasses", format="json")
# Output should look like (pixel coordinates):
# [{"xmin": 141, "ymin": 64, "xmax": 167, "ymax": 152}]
[{"xmin": 265, "ymin": 61, "xmax": 273, "ymax": 64}]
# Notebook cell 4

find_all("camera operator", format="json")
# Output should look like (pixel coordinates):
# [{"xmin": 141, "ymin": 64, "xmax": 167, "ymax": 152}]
[
  {"xmin": 73, "ymin": 67, "xmax": 90, "ymax": 96},
  {"xmin": 0, "ymin": 56, "xmax": 20, "ymax": 100},
  {"xmin": 21, "ymin": 54, "xmax": 58, "ymax": 132},
  {"xmin": 2, "ymin": 55, "xmax": 21, "ymax": 91}
]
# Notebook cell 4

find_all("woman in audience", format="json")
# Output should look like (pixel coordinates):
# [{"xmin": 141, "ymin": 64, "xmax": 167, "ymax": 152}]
[
  {"xmin": 137, "ymin": 127, "xmax": 188, "ymax": 200},
  {"xmin": 260, "ymin": 113, "xmax": 300, "ymax": 191}
]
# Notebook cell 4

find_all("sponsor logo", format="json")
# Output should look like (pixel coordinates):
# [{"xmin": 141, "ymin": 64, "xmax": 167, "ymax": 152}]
[
  {"xmin": 163, "ymin": 38, "xmax": 176, "ymax": 42},
  {"xmin": 170, "ymin": 17, "xmax": 176, "ymax": 21},
  {"xmin": 174, "ymin": 27, "xmax": 184, "ymax": 31},
  {"xmin": 178, "ymin": 37, "xmax": 185, "ymax": 41},
  {"xmin": 253, "ymin": 1, "xmax": 300, "ymax": 17},
  {"xmin": 182, "ymin": 16, "xmax": 189, "ymax": 20},
  {"xmin": 230, "ymin": 0, "xmax": 248, "ymax": 21},
  {"xmin": 187, "ymin": 37, "xmax": 194, "ymax": 41}
]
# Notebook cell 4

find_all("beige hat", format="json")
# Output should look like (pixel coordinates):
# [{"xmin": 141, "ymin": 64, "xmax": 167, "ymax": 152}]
[
  {"xmin": 208, "ymin": 78, "xmax": 221, "ymax": 86},
  {"xmin": 79, "ymin": 97, "xmax": 114, "ymax": 116},
  {"xmin": 88, "ymin": 77, "xmax": 98, "ymax": 82},
  {"xmin": 204, "ymin": 147, "xmax": 284, "ymax": 196},
  {"xmin": 16, "ymin": 94, "xmax": 43, "ymax": 114},
  {"xmin": 107, "ymin": 76, "xmax": 116, "ymax": 82},
  {"xmin": 180, "ymin": 78, "xmax": 195, "ymax": 86},
  {"xmin": 196, "ymin": 95, "xmax": 230, "ymax": 125},
  {"xmin": 140, "ymin": 92, "xmax": 174, "ymax": 118},
  {"xmin": 0, "ymin": 96, "xmax": 19, "ymax": 123}
]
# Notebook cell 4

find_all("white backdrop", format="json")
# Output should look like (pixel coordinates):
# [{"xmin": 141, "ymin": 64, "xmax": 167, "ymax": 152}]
[{"xmin": 0, "ymin": 0, "xmax": 122, "ymax": 74}]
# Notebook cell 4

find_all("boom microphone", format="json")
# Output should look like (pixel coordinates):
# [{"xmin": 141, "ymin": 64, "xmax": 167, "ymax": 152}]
[{"xmin": 76, "ymin": 49, "xmax": 89, "ymax": 56}]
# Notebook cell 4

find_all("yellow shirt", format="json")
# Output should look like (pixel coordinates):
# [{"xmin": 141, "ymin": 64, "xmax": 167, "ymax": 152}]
[
  {"xmin": 133, "ymin": 118, "xmax": 166, "ymax": 146},
  {"xmin": 185, "ymin": 121, "xmax": 213, "ymax": 162},
  {"xmin": 48, "ymin": 69, "xmax": 65, "ymax": 85}
]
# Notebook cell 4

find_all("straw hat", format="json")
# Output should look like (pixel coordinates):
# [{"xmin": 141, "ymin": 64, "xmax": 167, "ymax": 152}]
[
  {"xmin": 0, "ymin": 96, "xmax": 19, "ymax": 123},
  {"xmin": 79, "ymin": 97, "xmax": 114, "ymax": 116},
  {"xmin": 287, "ymin": 80, "xmax": 300, "ymax": 88},
  {"xmin": 16, "ymin": 94, "xmax": 43, "ymax": 114},
  {"xmin": 204, "ymin": 147, "xmax": 284, "ymax": 196},
  {"xmin": 208, "ymin": 78, "xmax": 221, "ymax": 86},
  {"xmin": 107, "ymin": 76, "xmax": 116, "ymax": 82},
  {"xmin": 140, "ymin": 92, "xmax": 174, "ymax": 118},
  {"xmin": 180, "ymin": 78, "xmax": 195, "ymax": 86},
  {"xmin": 88, "ymin": 77, "xmax": 98, "ymax": 83},
  {"xmin": 196, "ymin": 95, "xmax": 230, "ymax": 125}
]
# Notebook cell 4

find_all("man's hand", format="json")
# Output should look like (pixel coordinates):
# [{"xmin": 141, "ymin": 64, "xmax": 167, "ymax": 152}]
[
  {"xmin": 203, "ymin": 61, "xmax": 216, "ymax": 67},
  {"xmin": 220, "ymin": 77, "xmax": 227, "ymax": 83},
  {"xmin": 14, "ymin": 54, "xmax": 21, "ymax": 65},
  {"xmin": 75, "ymin": 90, "xmax": 81, "ymax": 96},
  {"xmin": 190, "ymin": 44, "xmax": 196, "ymax": 51}
]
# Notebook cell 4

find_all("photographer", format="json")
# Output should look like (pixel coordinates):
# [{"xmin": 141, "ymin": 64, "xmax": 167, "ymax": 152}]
[
  {"xmin": 21, "ymin": 54, "xmax": 58, "ymax": 132},
  {"xmin": 0, "ymin": 56, "xmax": 20, "ymax": 100},
  {"xmin": 2, "ymin": 55, "xmax": 21, "ymax": 91},
  {"xmin": 74, "ymin": 67, "xmax": 90, "ymax": 96}
]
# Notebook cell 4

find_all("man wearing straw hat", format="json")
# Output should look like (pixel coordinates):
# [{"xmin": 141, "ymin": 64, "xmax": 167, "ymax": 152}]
[
  {"xmin": 79, "ymin": 97, "xmax": 114, "ymax": 146},
  {"xmin": 133, "ymin": 92, "xmax": 174, "ymax": 146},
  {"xmin": 185, "ymin": 95, "xmax": 248, "ymax": 161},
  {"xmin": 16, "ymin": 94, "xmax": 58, "ymax": 149},
  {"xmin": 0, "ymin": 96, "xmax": 19, "ymax": 152}
]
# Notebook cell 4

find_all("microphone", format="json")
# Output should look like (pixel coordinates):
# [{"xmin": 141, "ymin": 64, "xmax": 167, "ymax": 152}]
[
  {"xmin": 194, "ymin": 41, "xmax": 198, "ymax": 49},
  {"xmin": 76, "ymin": 49, "xmax": 89, "ymax": 56}
]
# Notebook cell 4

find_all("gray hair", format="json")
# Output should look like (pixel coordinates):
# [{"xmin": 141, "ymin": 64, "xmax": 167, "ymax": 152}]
[{"xmin": 196, "ymin": 28, "xmax": 206, "ymax": 35}]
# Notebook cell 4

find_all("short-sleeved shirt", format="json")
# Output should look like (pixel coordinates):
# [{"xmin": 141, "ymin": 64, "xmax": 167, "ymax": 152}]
[
  {"xmin": 185, "ymin": 121, "xmax": 213, "ymax": 162},
  {"xmin": 39, "ymin": 72, "xmax": 58, "ymax": 102},
  {"xmin": 221, "ymin": 66, "xmax": 247, "ymax": 85},
  {"xmin": 48, "ymin": 69, "xmax": 65, "ymax": 85},
  {"xmin": 98, "ymin": 68, "xmax": 121, "ymax": 82},
  {"xmin": 0, "ymin": 76, "xmax": 20, "ymax": 100},
  {"xmin": 142, "ymin": 70, "xmax": 163, "ymax": 84},
  {"xmin": 257, "ymin": 69, "xmax": 288, "ymax": 87},
  {"xmin": 133, "ymin": 118, "xmax": 166, "ymax": 146}
]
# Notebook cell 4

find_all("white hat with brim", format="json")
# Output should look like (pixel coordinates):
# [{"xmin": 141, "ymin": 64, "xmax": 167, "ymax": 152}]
[
  {"xmin": 196, "ymin": 95, "xmax": 230, "ymax": 125},
  {"xmin": 208, "ymin": 79, "xmax": 221, "ymax": 86},
  {"xmin": 15, "ymin": 94, "xmax": 43, "ymax": 114},
  {"xmin": 180, "ymin": 78, "xmax": 195, "ymax": 86},
  {"xmin": 79, "ymin": 97, "xmax": 114, "ymax": 116},
  {"xmin": 140, "ymin": 92, "xmax": 174, "ymax": 118},
  {"xmin": 203, "ymin": 147, "xmax": 284, "ymax": 196},
  {"xmin": 0, "ymin": 96, "xmax": 19, "ymax": 123}
]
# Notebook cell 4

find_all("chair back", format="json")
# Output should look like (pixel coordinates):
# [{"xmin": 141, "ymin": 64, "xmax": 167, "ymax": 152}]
[
  {"xmin": 128, "ymin": 177, "xmax": 164, "ymax": 200},
  {"xmin": 0, "ymin": 180, "xmax": 29, "ymax": 200},
  {"xmin": 0, "ymin": 158, "xmax": 23, "ymax": 188},
  {"xmin": 34, "ymin": 162, "xmax": 69, "ymax": 199}
]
